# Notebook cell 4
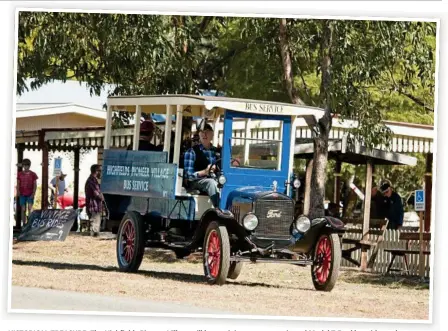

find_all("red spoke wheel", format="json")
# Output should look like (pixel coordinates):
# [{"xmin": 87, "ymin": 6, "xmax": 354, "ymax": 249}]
[
  {"xmin": 117, "ymin": 211, "xmax": 146, "ymax": 272},
  {"xmin": 203, "ymin": 221, "xmax": 230, "ymax": 285},
  {"xmin": 311, "ymin": 233, "xmax": 341, "ymax": 291}
]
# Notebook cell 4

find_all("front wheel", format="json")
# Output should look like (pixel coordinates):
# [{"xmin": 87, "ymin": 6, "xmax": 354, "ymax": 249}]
[
  {"xmin": 311, "ymin": 233, "xmax": 341, "ymax": 291},
  {"xmin": 203, "ymin": 221, "xmax": 230, "ymax": 285},
  {"xmin": 116, "ymin": 211, "xmax": 146, "ymax": 272}
]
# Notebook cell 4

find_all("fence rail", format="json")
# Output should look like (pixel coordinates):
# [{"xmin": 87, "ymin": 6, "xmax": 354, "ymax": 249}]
[{"xmin": 341, "ymin": 228, "xmax": 431, "ymax": 277}]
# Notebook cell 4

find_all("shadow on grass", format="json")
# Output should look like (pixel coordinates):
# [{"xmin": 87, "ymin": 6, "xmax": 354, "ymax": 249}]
[
  {"xmin": 12, "ymin": 259, "xmax": 312, "ymax": 291},
  {"xmin": 340, "ymin": 269, "xmax": 430, "ymax": 290}
]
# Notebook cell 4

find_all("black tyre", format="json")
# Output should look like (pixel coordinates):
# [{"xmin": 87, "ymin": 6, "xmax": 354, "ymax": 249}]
[
  {"xmin": 227, "ymin": 261, "xmax": 243, "ymax": 280},
  {"xmin": 116, "ymin": 211, "xmax": 146, "ymax": 272},
  {"xmin": 203, "ymin": 221, "xmax": 230, "ymax": 285},
  {"xmin": 311, "ymin": 233, "xmax": 341, "ymax": 291}
]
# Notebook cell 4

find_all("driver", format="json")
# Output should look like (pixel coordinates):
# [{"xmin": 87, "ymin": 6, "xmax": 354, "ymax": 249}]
[{"xmin": 183, "ymin": 123, "xmax": 220, "ymax": 207}]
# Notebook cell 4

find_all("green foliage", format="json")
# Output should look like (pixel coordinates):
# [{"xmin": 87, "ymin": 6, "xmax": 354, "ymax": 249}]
[{"xmin": 17, "ymin": 13, "xmax": 436, "ymax": 202}]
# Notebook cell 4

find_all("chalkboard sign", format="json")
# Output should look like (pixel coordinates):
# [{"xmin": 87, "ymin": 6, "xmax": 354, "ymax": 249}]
[
  {"xmin": 17, "ymin": 209, "xmax": 77, "ymax": 241},
  {"xmin": 101, "ymin": 149, "xmax": 177, "ymax": 199}
]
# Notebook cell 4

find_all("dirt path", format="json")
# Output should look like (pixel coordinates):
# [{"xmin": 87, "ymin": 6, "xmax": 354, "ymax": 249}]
[{"xmin": 11, "ymin": 234, "xmax": 430, "ymax": 320}]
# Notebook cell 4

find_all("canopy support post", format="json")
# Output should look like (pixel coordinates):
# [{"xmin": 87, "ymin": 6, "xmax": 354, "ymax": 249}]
[
  {"xmin": 173, "ymin": 105, "xmax": 183, "ymax": 166},
  {"xmin": 104, "ymin": 105, "xmax": 112, "ymax": 149},
  {"xmin": 163, "ymin": 105, "xmax": 173, "ymax": 159},
  {"xmin": 132, "ymin": 105, "xmax": 142, "ymax": 151},
  {"xmin": 303, "ymin": 158, "xmax": 313, "ymax": 216}
]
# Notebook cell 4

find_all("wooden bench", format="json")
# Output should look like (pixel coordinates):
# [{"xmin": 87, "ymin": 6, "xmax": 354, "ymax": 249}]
[
  {"xmin": 342, "ymin": 218, "xmax": 389, "ymax": 269},
  {"xmin": 384, "ymin": 232, "xmax": 431, "ymax": 275}
]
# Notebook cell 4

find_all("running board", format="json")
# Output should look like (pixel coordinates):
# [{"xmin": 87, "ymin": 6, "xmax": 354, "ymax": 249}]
[{"xmin": 230, "ymin": 256, "xmax": 314, "ymax": 266}]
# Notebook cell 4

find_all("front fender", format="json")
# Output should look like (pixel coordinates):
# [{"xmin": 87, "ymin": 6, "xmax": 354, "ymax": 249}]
[
  {"xmin": 292, "ymin": 216, "xmax": 345, "ymax": 254},
  {"xmin": 188, "ymin": 208, "xmax": 245, "ymax": 250}
]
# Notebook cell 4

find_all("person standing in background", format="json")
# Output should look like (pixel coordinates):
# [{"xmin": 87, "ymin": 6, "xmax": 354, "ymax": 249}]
[
  {"xmin": 380, "ymin": 181, "xmax": 404, "ymax": 230},
  {"xmin": 17, "ymin": 158, "xmax": 38, "ymax": 224},
  {"xmin": 85, "ymin": 164, "xmax": 104, "ymax": 237}
]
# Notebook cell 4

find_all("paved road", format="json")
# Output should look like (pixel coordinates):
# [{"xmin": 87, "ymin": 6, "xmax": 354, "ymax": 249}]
[{"xmin": 10, "ymin": 286, "xmax": 233, "ymax": 315}]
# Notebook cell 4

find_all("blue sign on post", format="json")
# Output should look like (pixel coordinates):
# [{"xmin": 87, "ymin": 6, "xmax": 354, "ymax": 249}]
[
  {"xmin": 415, "ymin": 189, "xmax": 425, "ymax": 211},
  {"xmin": 53, "ymin": 157, "xmax": 62, "ymax": 176}
]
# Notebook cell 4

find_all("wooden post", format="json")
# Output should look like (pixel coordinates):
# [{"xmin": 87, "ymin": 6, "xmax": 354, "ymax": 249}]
[
  {"xmin": 424, "ymin": 153, "xmax": 433, "ymax": 232},
  {"xmin": 361, "ymin": 159, "xmax": 373, "ymax": 271},
  {"xmin": 333, "ymin": 161, "xmax": 342, "ymax": 205},
  {"xmin": 73, "ymin": 148, "xmax": 80, "ymax": 210},
  {"xmin": 15, "ymin": 144, "xmax": 24, "ymax": 229},
  {"xmin": 40, "ymin": 132, "xmax": 49, "ymax": 210},
  {"xmin": 53, "ymin": 176, "xmax": 59, "ymax": 209},
  {"xmin": 419, "ymin": 210, "xmax": 425, "ymax": 278},
  {"xmin": 303, "ymin": 158, "xmax": 313, "ymax": 216}
]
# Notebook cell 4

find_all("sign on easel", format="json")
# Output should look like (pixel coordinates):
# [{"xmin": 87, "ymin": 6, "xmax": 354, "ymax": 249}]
[
  {"xmin": 415, "ymin": 190, "xmax": 425, "ymax": 211},
  {"xmin": 53, "ymin": 157, "xmax": 62, "ymax": 176},
  {"xmin": 17, "ymin": 209, "xmax": 77, "ymax": 241}
]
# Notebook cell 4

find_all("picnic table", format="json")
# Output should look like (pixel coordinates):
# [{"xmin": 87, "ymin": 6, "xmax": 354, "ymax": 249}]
[
  {"xmin": 384, "ymin": 232, "xmax": 431, "ymax": 275},
  {"xmin": 341, "ymin": 217, "xmax": 389, "ymax": 270}
]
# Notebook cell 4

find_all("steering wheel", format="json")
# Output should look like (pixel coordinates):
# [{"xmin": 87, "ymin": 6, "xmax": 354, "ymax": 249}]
[{"xmin": 206, "ymin": 158, "xmax": 240, "ymax": 178}]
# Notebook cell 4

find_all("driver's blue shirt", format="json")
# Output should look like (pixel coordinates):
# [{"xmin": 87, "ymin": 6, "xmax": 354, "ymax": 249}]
[{"xmin": 183, "ymin": 144, "xmax": 217, "ymax": 179}]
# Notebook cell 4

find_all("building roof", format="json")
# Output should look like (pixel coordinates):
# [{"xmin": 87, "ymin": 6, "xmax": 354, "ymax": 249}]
[
  {"xmin": 16, "ymin": 103, "xmax": 107, "ymax": 120},
  {"xmin": 294, "ymin": 140, "xmax": 418, "ymax": 166}
]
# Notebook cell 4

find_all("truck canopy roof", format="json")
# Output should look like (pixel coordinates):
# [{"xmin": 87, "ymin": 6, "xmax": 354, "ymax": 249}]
[{"xmin": 107, "ymin": 94, "xmax": 325, "ymax": 126}]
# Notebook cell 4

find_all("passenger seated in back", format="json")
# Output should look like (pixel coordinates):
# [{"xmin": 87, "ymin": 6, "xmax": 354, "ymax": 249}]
[
  {"xmin": 183, "ymin": 123, "xmax": 220, "ymax": 207},
  {"xmin": 127, "ymin": 119, "xmax": 161, "ymax": 151}
]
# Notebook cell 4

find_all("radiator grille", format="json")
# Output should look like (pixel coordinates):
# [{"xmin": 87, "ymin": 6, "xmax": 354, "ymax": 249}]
[{"xmin": 254, "ymin": 198, "xmax": 294, "ymax": 239}]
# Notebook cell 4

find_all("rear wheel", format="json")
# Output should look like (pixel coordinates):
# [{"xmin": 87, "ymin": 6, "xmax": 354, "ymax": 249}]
[
  {"xmin": 311, "ymin": 233, "xmax": 341, "ymax": 291},
  {"xmin": 227, "ymin": 261, "xmax": 243, "ymax": 280},
  {"xmin": 203, "ymin": 221, "xmax": 230, "ymax": 285},
  {"xmin": 116, "ymin": 212, "xmax": 146, "ymax": 272}
]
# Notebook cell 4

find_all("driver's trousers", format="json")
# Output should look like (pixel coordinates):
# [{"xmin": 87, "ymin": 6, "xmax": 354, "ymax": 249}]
[{"xmin": 189, "ymin": 178, "xmax": 219, "ymax": 208}]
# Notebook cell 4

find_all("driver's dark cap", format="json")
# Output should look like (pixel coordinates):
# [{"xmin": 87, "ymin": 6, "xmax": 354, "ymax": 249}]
[
  {"xmin": 199, "ymin": 123, "xmax": 214, "ymax": 132},
  {"xmin": 380, "ymin": 182, "xmax": 391, "ymax": 193}
]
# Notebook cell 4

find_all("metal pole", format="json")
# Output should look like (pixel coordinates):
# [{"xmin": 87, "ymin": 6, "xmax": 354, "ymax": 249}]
[
  {"xmin": 419, "ymin": 210, "xmax": 425, "ymax": 278},
  {"xmin": 424, "ymin": 153, "xmax": 433, "ymax": 232}
]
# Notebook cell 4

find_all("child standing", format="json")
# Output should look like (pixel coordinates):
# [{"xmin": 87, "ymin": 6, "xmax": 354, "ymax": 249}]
[{"xmin": 17, "ymin": 158, "xmax": 38, "ymax": 224}]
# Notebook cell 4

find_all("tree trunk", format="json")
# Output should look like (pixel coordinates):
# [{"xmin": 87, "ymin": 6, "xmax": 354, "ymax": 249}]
[
  {"xmin": 278, "ymin": 18, "xmax": 304, "ymax": 105},
  {"xmin": 277, "ymin": 18, "xmax": 333, "ymax": 220},
  {"xmin": 308, "ymin": 20, "xmax": 333, "ymax": 220}
]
